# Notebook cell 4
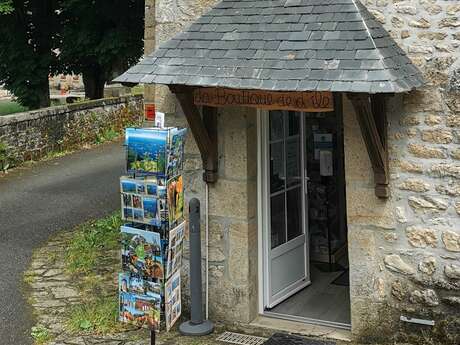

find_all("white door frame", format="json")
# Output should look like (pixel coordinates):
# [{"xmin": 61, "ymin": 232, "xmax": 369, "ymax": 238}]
[
  {"xmin": 256, "ymin": 107, "xmax": 352, "ymax": 330},
  {"xmin": 257, "ymin": 109, "xmax": 310, "ymax": 311}
]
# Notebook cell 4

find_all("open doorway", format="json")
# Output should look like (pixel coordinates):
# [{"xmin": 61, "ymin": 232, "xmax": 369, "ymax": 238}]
[{"xmin": 260, "ymin": 97, "xmax": 350, "ymax": 329}]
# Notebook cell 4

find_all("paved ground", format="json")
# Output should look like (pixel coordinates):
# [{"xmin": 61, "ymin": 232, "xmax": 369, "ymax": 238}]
[{"xmin": 0, "ymin": 142, "xmax": 125, "ymax": 345}]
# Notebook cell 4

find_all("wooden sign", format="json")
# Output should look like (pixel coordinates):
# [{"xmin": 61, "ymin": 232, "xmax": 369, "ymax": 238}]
[
  {"xmin": 144, "ymin": 103, "xmax": 156, "ymax": 121},
  {"xmin": 193, "ymin": 88, "xmax": 334, "ymax": 112}
]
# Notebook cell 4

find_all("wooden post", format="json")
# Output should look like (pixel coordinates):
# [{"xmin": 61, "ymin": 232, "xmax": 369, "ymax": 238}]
[
  {"xmin": 169, "ymin": 85, "xmax": 219, "ymax": 183},
  {"xmin": 347, "ymin": 93, "xmax": 389, "ymax": 198}
]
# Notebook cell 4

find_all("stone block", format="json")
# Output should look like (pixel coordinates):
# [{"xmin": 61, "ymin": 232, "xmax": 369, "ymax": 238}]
[
  {"xmin": 446, "ymin": 113, "xmax": 460, "ymax": 127},
  {"xmin": 439, "ymin": 17, "xmax": 460, "ymax": 28},
  {"xmin": 442, "ymin": 230, "xmax": 460, "ymax": 252},
  {"xmin": 435, "ymin": 182, "xmax": 460, "ymax": 196},
  {"xmin": 419, "ymin": 256, "xmax": 436, "ymax": 275},
  {"xmin": 384, "ymin": 254, "xmax": 415, "ymax": 275},
  {"xmin": 346, "ymin": 187, "xmax": 396, "ymax": 229},
  {"xmin": 228, "ymin": 222, "xmax": 251, "ymax": 284},
  {"xmin": 398, "ymin": 178, "xmax": 430, "ymax": 192},
  {"xmin": 430, "ymin": 163, "xmax": 460, "ymax": 179},
  {"xmin": 220, "ymin": 107, "xmax": 253, "ymax": 180},
  {"xmin": 409, "ymin": 18, "xmax": 431, "ymax": 29},
  {"xmin": 421, "ymin": 129, "xmax": 454, "ymax": 144},
  {"xmin": 444, "ymin": 264, "xmax": 460, "ymax": 279},
  {"xmin": 391, "ymin": 16, "xmax": 405, "ymax": 28},
  {"xmin": 407, "ymin": 143, "xmax": 446, "ymax": 159},
  {"xmin": 418, "ymin": 32, "xmax": 448, "ymax": 41},
  {"xmin": 208, "ymin": 179, "xmax": 249, "ymax": 220},
  {"xmin": 408, "ymin": 195, "xmax": 448, "ymax": 212},
  {"xmin": 451, "ymin": 148, "xmax": 460, "ymax": 160},
  {"xmin": 391, "ymin": 280, "xmax": 408, "ymax": 301},
  {"xmin": 398, "ymin": 160, "xmax": 424, "ymax": 174},
  {"xmin": 399, "ymin": 115, "xmax": 421, "ymax": 126},
  {"xmin": 406, "ymin": 226, "xmax": 438, "ymax": 248},
  {"xmin": 409, "ymin": 289, "xmax": 439, "ymax": 306}
]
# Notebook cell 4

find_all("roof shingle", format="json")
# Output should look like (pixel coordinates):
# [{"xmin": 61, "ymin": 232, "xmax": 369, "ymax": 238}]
[{"xmin": 114, "ymin": 0, "xmax": 424, "ymax": 93}]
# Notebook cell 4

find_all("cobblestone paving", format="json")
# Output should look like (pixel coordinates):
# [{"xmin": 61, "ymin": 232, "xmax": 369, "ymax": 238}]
[{"xmin": 23, "ymin": 232, "xmax": 274, "ymax": 345}]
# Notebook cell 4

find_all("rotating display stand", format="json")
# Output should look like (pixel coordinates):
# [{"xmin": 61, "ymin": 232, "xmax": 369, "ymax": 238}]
[{"xmin": 117, "ymin": 127, "xmax": 187, "ymax": 337}]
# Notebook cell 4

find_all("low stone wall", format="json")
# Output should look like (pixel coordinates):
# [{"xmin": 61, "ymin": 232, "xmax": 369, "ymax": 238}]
[{"xmin": 0, "ymin": 96, "xmax": 143, "ymax": 168}]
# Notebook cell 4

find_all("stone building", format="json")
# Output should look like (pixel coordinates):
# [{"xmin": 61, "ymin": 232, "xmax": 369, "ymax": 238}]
[{"xmin": 117, "ymin": 0, "xmax": 459, "ymax": 343}]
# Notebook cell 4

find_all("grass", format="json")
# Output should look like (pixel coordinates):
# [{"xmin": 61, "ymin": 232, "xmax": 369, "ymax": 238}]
[
  {"xmin": 96, "ymin": 127, "xmax": 119, "ymax": 144},
  {"xmin": 31, "ymin": 325, "xmax": 52, "ymax": 344},
  {"xmin": 0, "ymin": 100, "xmax": 28, "ymax": 116},
  {"xmin": 64, "ymin": 212, "xmax": 124, "ymax": 335},
  {"xmin": 66, "ymin": 297, "xmax": 121, "ymax": 334},
  {"xmin": 65, "ymin": 212, "xmax": 122, "ymax": 274}
]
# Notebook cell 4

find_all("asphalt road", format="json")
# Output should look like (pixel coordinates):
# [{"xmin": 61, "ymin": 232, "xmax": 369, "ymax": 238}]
[{"xmin": 0, "ymin": 142, "xmax": 125, "ymax": 344}]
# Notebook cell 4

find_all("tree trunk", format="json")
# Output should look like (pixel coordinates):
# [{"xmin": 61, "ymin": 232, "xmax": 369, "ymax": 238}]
[
  {"xmin": 82, "ymin": 68, "xmax": 106, "ymax": 100},
  {"xmin": 36, "ymin": 76, "xmax": 51, "ymax": 108}
]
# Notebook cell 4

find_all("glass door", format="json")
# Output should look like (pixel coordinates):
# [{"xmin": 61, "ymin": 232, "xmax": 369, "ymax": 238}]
[{"xmin": 266, "ymin": 110, "xmax": 309, "ymax": 308}]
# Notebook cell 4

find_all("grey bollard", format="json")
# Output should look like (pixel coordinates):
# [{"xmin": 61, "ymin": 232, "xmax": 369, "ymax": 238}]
[
  {"xmin": 189, "ymin": 198, "xmax": 203, "ymax": 324},
  {"xmin": 179, "ymin": 198, "xmax": 214, "ymax": 335}
]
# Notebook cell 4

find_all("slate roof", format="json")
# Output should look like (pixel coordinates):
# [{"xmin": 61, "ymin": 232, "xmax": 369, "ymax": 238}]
[{"xmin": 114, "ymin": 0, "xmax": 424, "ymax": 93}]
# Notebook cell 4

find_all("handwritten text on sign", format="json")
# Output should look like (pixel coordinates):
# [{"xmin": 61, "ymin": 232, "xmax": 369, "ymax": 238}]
[{"xmin": 193, "ymin": 88, "xmax": 334, "ymax": 112}]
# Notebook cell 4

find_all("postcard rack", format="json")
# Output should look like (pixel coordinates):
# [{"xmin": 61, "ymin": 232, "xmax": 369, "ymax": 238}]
[{"xmin": 118, "ymin": 127, "xmax": 187, "ymax": 333}]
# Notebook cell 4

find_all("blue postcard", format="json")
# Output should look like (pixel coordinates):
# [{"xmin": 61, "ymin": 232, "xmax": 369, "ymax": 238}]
[{"xmin": 126, "ymin": 128, "xmax": 168, "ymax": 176}]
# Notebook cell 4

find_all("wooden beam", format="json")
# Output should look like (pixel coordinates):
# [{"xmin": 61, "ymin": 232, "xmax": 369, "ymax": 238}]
[
  {"xmin": 348, "ymin": 93, "xmax": 389, "ymax": 198},
  {"xmin": 169, "ymin": 85, "xmax": 218, "ymax": 183}
]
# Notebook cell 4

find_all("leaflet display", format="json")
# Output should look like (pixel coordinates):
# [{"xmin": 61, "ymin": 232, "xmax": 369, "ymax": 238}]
[{"xmin": 118, "ymin": 127, "xmax": 186, "ymax": 332}]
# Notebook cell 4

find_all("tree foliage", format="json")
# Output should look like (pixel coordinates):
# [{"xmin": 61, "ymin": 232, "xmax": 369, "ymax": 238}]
[
  {"xmin": 0, "ymin": 0, "xmax": 144, "ymax": 108},
  {"xmin": 0, "ymin": 0, "xmax": 59, "ymax": 109},
  {"xmin": 0, "ymin": 1, "xmax": 13, "ymax": 14},
  {"xmin": 59, "ymin": 0, "xmax": 144, "ymax": 99}
]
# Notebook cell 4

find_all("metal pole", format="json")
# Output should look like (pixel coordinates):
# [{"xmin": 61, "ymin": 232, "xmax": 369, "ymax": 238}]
[
  {"xmin": 189, "ymin": 198, "xmax": 203, "ymax": 324},
  {"xmin": 150, "ymin": 328, "xmax": 155, "ymax": 345},
  {"xmin": 179, "ymin": 198, "xmax": 214, "ymax": 335},
  {"xmin": 205, "ymin": 182, "xmax": 209, "ymax": 320}
]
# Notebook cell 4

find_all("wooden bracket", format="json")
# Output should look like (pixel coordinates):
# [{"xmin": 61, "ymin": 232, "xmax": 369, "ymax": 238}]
[
  {"xmin": 169, "ymin": 85, "xmax": 218, "ymax": 183},
  {"xmin": 347, "ymin": 93, "xmax": 389, "ymax": 198}
]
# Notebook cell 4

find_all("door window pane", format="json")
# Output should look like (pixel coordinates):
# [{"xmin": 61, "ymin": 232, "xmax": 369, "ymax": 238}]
[
  {"xmin": 270, "ymin": 110, "xmax": 284, "ymax": 141},
  {"xmin": 287, "ymin": 187, "xmax": 302, "ymax": 241},
  {"xmin": 287, "ymin": 111, "xmax": 300, "ymax": 136},
  {"xmin": 270, "ymin": 142, "xmax": 285, "ymax": 194},
  {"xmin": 285, "ymin": 137, "xmax": 300, "ymax": 188},
  {"xmin": 270, "ymin": 193, "xmax": 286, "ymax": 249}
]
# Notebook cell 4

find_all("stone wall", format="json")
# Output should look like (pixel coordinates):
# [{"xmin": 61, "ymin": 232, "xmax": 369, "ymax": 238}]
[
  {"xmin": 0, "ymin": 96, "xmax": 143, "ymax": 168},
  {"xmin": 163, "ymin": 99, "xmax": 259, "ymax": 323},
  {"xmin": 148, "ymin": 0, "xmax": 259, "ymax": 324},
  {"xmin": 346, "ymin": 1, "xmax": 460, "ymax": 343},
  {"xmin": 147, "ymin": 0, "xmax": 460, "ymax": 340}
]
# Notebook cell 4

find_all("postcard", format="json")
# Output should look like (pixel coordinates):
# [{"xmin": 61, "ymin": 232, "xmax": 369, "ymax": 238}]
[
  {"xmin": 166, "ymin": 222, "xmax": 185, "ymax": 279},
  {"xmin": 121, "ymin": 179, "xmax": 137, "ymax": 193},
  {"xmin": 121, "ymin": 226, "xmax": 164, "ymax": 280},
  {"xmin": 146, "ymin": 183, "xmax": 157, "ymax": 196},
  {"xmin": 119, "ymin": 273, "xmax": 161, "ymax": 329},
  {"xmin": 166, "ymin": 128, "xmax": 187, "ymax": 178},
  {"xmin": 122, "ymin": 193, "xmax": 132, "ymax": 207},
  {"xmin": 165, "ymin": 270, "xmax": 181, "ymax": 331},
  {"xmin": 123, "ymin": 207, "xmax": 133, "ymax": 219},
  {"xmin": 167, "ymin": 175, "xmax": 184, "ymax": 225},
  {"xmin": 126, "ymin": 128, "xmax": 168, "ymax": 176},
  {"xmin": 120, "ymin": 176, "xmax": 165, "ymax": 227}
]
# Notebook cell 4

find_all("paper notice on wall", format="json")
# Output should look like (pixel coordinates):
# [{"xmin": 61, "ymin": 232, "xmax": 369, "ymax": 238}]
[
  {"xmin": 155, "ymin": 112, "xmax": 165, "ymax": 128},
  {"xmin": 314, "ymin": 133, "xmax": 333, "ymax": 160},
  {"xmin": 320, "ymin": 150, "xmax": 333, "ymax": 176}
]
